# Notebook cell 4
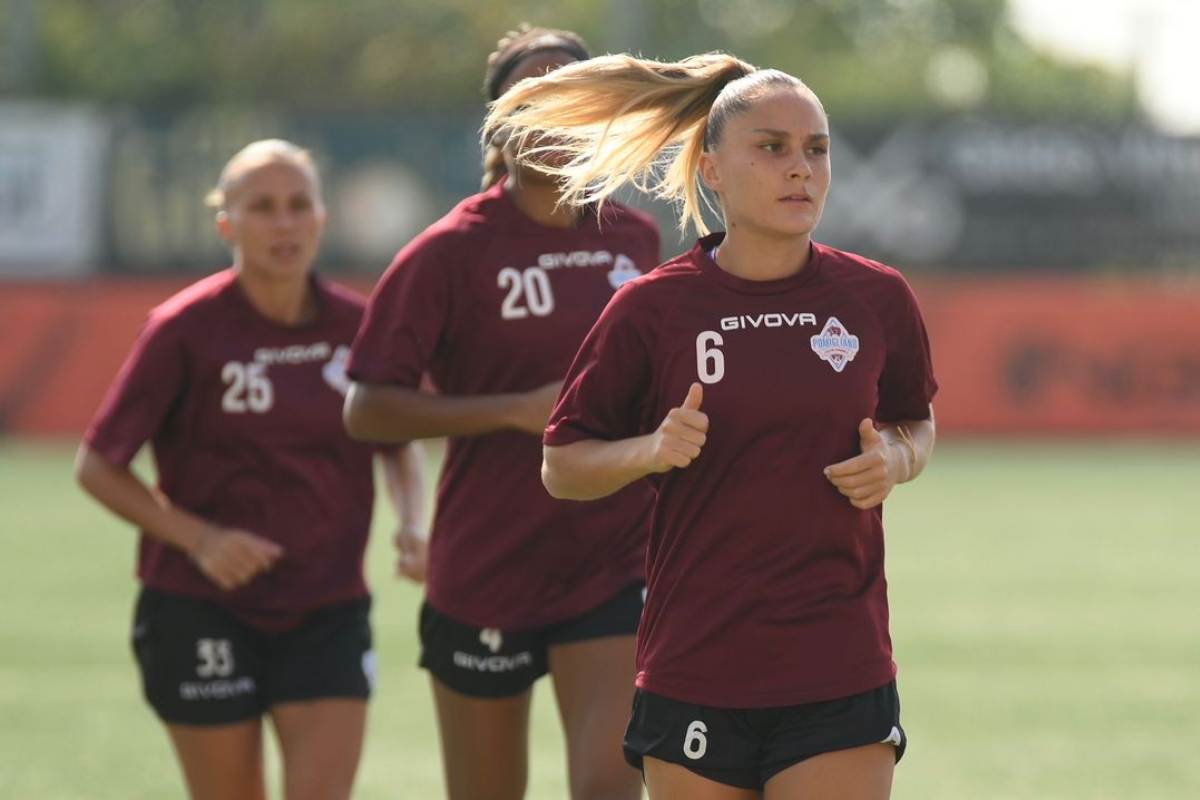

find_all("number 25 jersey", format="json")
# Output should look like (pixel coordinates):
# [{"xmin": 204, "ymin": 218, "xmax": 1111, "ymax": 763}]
[{"xmin": 85, "ymin": 272, "xmax": 377, "ymax": 631}]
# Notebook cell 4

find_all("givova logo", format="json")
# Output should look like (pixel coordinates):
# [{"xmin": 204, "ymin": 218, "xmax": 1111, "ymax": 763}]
[
  {"xmin": 479, "ymin": 628, "xmax": 503, "ymax": 654},
  {"xmin": 451, "ymin": 626, "xmax": 534, "ymax": 672}
]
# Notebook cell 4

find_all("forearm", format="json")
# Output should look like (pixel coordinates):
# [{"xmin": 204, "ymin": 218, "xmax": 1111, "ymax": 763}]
[
  {"xmin": 542, "ymin": 435, "xmax": 655, "ymax": 501},
  {"xmin": 74, "ymin": 445, "xmax": 210, "ymax": 555},
  {"xmin": 878, "ymin": 407, "xmax": 936, "ymax": 484},
  {"xmin": 380, "ymin": 442, "xmax": 428, "ymax": 533},
  {"xmin": 344, "ymin": 383, "xmax": 528, "ymax": 442}
]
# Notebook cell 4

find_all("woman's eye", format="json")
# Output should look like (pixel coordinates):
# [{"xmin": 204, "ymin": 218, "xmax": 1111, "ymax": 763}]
[{"xmin": 759, "ymin": 142, "xmax": 783, "ymax": 153}]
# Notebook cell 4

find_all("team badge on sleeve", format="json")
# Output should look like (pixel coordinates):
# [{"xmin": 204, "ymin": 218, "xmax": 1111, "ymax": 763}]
[{"xmin": 810, "ymin": 317, "xmax": 860, "ymax": 373}]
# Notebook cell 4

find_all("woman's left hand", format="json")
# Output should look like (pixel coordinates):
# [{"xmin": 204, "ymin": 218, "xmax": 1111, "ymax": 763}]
[{"xmin": 823, "ymin": 418, "xmax": 905, "ymax": 510}]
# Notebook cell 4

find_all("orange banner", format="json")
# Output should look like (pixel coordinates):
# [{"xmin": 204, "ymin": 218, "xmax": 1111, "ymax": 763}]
[
  {"xmin": 915, "ymin": 277, "xmax": 1200, "ymax": 433},
  {"xmin": 2, "ymin": 276, "xmax": 1199, "ymax": 436}
]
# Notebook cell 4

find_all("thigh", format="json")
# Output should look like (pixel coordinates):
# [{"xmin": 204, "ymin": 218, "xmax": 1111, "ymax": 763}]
[
  {"xmin": 624, "ymin": 690, "xmax": 763, "ymax": 792},
  {"xmin": 431, "ymin": 676, "xmax": 533, "ymax": 800},
  {"xmin": 271, "ymin": 699, "xmax": 367, "ymax": 800},
  {"xmin": 166, "ymin": 719, "xmax": 266, "ymax": 800},
  {"xmin": 763, "ymin": 743, "xmax": 894, "ymax": 800},
  {"xmin": 548, "ymin": 635, "xmax": 641, "ymax": 800},
  {"xmin": 132, "ymin": 587, "xmax": 265, "ymax": 726},
  {"xmin": 265, "ymin": 596, "xmax": 374, "ymax": 707},
  {"xmin": 759, "ymin": 680, "xmax": 905, "ymax": 788},
  {"xmin": 644, "ymin": 757, "xmax": 760, "ymax": 800}
]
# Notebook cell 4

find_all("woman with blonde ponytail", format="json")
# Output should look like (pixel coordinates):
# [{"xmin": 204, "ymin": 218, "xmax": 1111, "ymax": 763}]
[
  {"xmin": 505, "ymin": 54, "xmax": 940, "ymax": 798},
  {"xmin": 344, "ymin": 25, "xmax": 660, "ymax": 800}
]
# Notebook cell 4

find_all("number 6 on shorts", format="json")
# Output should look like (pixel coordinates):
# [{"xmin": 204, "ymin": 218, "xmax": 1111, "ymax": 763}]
[{"xmin": 683, "ymin": 719, "xmax": 708, "ymax": 760}]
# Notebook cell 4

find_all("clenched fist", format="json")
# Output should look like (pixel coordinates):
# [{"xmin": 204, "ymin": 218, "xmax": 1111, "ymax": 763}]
[{"xmin": 644, "ymin": 382, "xmax": 709, "ymax": 473}]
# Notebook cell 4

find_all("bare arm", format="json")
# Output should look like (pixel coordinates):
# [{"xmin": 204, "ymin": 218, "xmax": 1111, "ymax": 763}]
[
  {"xmin": 379, "ymin": 442, "xmax": 430, "ymax": 582},
  {"xmin": 543, "ymin": 382, "xmax": 709, "ymax": 501},
  {"xmin": 542, "ymin": 435, "xmax": 658, "ymax": 501},
  {"xmin": 74, "ymin": 444, "xmax": 282, "ymax": 590},
  {"xmin": 824, "ymin": 407, "xmax": 936, "ymax": 510},
  {"xmin": 343, "ymin": 381, "xmax": 561, "ymax": 443}
]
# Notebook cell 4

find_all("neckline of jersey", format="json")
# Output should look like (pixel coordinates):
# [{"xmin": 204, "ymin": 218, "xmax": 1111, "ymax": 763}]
[
  {"xmin": 489, "ymin": 179, "xmax": 602, "ymax": 236},
  {"xmin": 692, "ymin": 232, "xmax": 824, "ymax": 295},
  {"xmin": 225, "ymin": 268, "xmax": 328, "ymax": 331}
]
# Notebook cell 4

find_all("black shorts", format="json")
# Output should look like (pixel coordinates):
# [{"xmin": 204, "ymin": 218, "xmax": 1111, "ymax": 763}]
[
  {"xmin": 131, "ymin": 587, "xmax": 374, "ymax": 726},
  {"xmin": 419, "ymin": 581, "xmax": 644, "ymax": 698},
  {"xmin": 623, "ymin": 681, "xmax": 906, "ymax": 790}
]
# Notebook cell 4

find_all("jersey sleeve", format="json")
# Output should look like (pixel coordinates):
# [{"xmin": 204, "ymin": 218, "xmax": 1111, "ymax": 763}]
[
  {"xmin": 543, "ymin": 282, "xmax": 655, "ymax": 446},
  {"xmin": 875, "ymin": 275, "xmax": 938, "ymax": 423},
  {"xmin": 347, "ymin": 233, "xmax": 457, "ymax": 388},
  {"xmin": 83, "ymin": 312, "xmax": 189, "ymax": 467}
]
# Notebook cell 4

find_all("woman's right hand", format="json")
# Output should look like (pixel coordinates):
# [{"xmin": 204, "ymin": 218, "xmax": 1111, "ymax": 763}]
[
  {"xmin": 189, "ymin": 527, "xmax": 284, "ymax": 591},
  {"xmin": 511, "ymin": 381, "xmax": 565, "ymax": 434},
  {"xmin": 644, "ymin": 382, "xmax": 709, "ymax": 473},
  {"xmin": 394, "ymin": 525, "xmax": 429, "ymax": 583}
]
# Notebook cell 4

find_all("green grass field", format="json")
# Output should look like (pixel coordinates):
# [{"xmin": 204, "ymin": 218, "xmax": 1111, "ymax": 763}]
[{"xmin": 1, "ymin": 439, "xmax": 1198, "ymax": 799}]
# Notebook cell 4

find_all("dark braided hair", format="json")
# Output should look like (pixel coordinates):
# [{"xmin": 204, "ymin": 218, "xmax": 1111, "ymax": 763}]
[{"xmin": 481, "ymin": 24, "xmax": 590, "ymax": 189}]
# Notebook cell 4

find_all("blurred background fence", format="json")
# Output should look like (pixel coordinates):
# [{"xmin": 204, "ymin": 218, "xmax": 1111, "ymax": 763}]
[{"xmin": 3, "ymin": 0, "xmax": 1200, "ymax": 437}]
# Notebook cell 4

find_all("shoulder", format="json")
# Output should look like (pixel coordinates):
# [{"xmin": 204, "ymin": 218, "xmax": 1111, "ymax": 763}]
[
  {"xmin": 606, "ymin": 250, "xmax": 701, "ymax": 314},
  {"xmin": 597, "ymin": 201, "xmax": 660, "ymax": 240},
  {"xmin": 816, "ymin": 242, "xmax": 918, "ymax": 301},
  {"xmin": 315, "ymin": 277, "xmax": 368, "ymax": 324},
  {"xmin": 385, "ymin": 192, "xmax": 498, "ymax": 273},
  {"xmin": 145, "ymin": 269, "xmax": 238, "ymax": 335}
]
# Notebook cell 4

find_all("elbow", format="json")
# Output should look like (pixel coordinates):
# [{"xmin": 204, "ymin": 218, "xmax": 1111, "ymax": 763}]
[
  {"xmin": 74, "ymin": 445, "xmax": 104, "ymax": 495},
  {"xmin": 541, "ymin": 449, "xmax": 577, "ymax": 500},
  {"xmin": 73, "ymin": 449, "xmax": 91, "ymax": 489},
  {"xmin": 541, "ymin": 448, "xmax": 594, "ymax": 501},
  {"xmin": 541, "ymin": 459, "xmax": 569, "ymax": 499},
  {"xmin": 342, "ymin": 384, "xmax": 373, "ymax": 441}
]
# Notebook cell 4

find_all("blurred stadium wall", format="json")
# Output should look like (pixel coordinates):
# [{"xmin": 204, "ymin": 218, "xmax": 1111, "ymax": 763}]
[
  {"xmin": 3, "ymin": 0, "xmax": 1200, "ymax": 438},
  {"xmin": 3, "ymin": 102, "xmax": 1199, "ymax": 437}
]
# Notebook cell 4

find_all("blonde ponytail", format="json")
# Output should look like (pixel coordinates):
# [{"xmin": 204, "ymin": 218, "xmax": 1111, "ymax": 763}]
[{"xmin": 484, "ymin": 52, "xmax": 788, "ymax": 235}]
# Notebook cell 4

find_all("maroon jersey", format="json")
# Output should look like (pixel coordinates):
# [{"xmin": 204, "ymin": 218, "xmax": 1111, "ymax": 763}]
[
  {"xmin": 544, "ymin": 234, "xmax": 938, "ymax": 708},
  {"xmin": 348, "ymin": 181, "xmax": 659, "ymax": 630},
  {"xmin": 85, "ymin": 270, "xmax": 376, "ymax": 631}
]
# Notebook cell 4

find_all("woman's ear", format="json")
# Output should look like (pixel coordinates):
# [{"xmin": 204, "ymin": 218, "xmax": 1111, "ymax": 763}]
[
  {"xmin": 215, "ymin": 210, "xmax": 235, "ymax": 245},
  {"xmin": 699, "ymin": 150, "xmax": 722, "ymax": 193}
]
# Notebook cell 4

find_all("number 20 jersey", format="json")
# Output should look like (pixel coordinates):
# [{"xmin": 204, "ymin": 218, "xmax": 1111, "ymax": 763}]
[{"xmin": 348, "ymin": 182, "xmax": 661, "ymax": 631}]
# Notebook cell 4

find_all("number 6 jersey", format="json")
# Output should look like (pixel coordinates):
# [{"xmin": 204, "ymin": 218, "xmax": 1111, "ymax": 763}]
[
  {"xmin": 545, "ymin": 233, "xmax": 938, "ymax": 708},
  {"xmin": 347, "ymin": 181, "xmax": 660, "ymax": 631},
  {"xmin": 84, "ymin": 272, "xmax": 377, "ymax": 631}
]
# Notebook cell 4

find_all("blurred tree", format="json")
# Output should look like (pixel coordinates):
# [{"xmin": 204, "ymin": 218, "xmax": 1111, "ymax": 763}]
[{"xmin": 14, "ymin": 0, "xmax": 1135, "ymax": 122}]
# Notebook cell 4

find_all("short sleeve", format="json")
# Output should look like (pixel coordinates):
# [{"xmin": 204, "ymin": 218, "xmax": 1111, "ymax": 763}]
[
  {"xmin": 875, "ymin": 276, "xmax": 938, "ymax": 423},
  {"xmin": 84, "ymin": 313, "xmax": 188, "ymax": 467},
  {"xmin": 543, "ymin": 283, "xmax": 654, "ymax": 446},
  {"xmin": 347, "ymin": 234, "xmax": 456, "ymax": 388}
]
